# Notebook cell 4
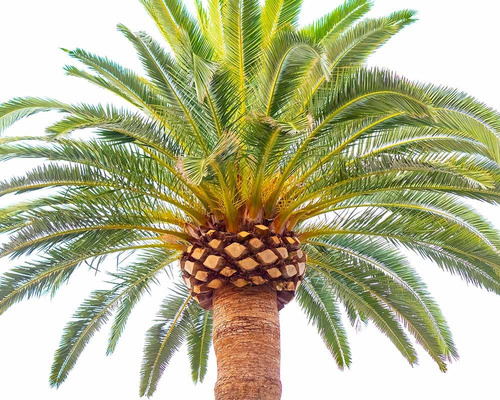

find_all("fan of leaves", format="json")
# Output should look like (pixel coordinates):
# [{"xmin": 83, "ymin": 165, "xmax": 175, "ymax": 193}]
[{"xmin": 1, "ymin": 0, "xmax": 500, "ymax": 396}]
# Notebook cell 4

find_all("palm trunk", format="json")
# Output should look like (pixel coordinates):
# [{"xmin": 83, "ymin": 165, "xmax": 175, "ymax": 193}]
[{"xmin": 212, "ymin": 284, "xmax": 282, "ymax": 400}]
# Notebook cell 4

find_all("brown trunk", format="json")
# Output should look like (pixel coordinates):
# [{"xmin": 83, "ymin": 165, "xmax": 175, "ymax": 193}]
[{"xmin": 212, "ymin": 284, "xmax": 282, "ymax": 400}]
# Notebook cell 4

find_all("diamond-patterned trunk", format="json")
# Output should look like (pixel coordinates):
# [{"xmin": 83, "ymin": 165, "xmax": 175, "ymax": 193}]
[{"xmin": 180, "ymin": 224, "xmax": 306, "ymax": 310}]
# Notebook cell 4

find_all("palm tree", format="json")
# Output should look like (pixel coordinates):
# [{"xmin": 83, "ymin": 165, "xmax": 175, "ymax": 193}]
[{"xmin": 1, "ymin": 0, "xmax": 499, "ymax": 398}]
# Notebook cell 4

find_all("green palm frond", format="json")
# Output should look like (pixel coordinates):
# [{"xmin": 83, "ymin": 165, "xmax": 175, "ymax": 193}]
[
  {"xmin": 262, "ymin": 0, "xmax": 303, "ymax": 43},
  {"xmin": 0, "ymin": 97, "xmax": 72, "ymax": 133},
  {"xmin": 297, "ymin": 10, "xmax": 416, "ymax": 114},
  {"xmin": 106, "ymin": 251, "xmax": 183, "ymax": 355},
  {"xmin": 49, "ymin": 249, "xmax": 180, "ymax": 387},
  {"xmin": 306, "ymin": 260, "xmax": 418, "ymax": 365},
  {"xmin": 296, "ymin": 274, "xmax": 351, "ymax": 369},
  {"xmin": 224, "ymin": 0, "xmax": 262, "ymax": 110},
  {"xmin": 204, "ymin": 0, "xmax": 226, "ymax": 58},
  {"xmin": 301, "ymin": 0, "xmax": 373, "ymax": 44},
  {"xmin": 300, "ymin": 204, "xmax": 500, "ymax": 294},
  {"xmin": 117, "ymin": 25, "xmax": 215, "ymax": 152},
  {"xmin": 139, "ymin": 284, "xmax": 192, "ymax": 397},
  {"xmin": 186, "ymin": 305, "xmax": 213, "ymax": 383},
  {"xmin": 65, "ymin": 49, "xmax": 166, "ymax": 115},
  {"xmin": 0, "ymin": 236, "xmax": 167, "ymax": 316},
  {"xmin": 304, "ymin": 235, "xmax": 459, "ymax": 369},
  {"xmin": 256, "ymin": 30, "xmax": 328, "ymax": 118}
]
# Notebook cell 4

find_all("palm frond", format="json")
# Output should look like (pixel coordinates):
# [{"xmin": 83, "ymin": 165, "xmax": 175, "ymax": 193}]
[
  {"xmin": 304, "ymin": 236, "xmax": 459, "ymax": 369},
  {"xmin": 306, "ymin": 262, "xmax": 418, "ymax": 365},
  {"xmin": 262, "ymin": 0, "xmax": 303, "ymax": 43},
  {"xmin": 49, "ymin": 249, "xmax": 179, "ymax": 386},
  {"xmin": 185, "ymin": 305, "xmax": 213, "ymax": 383},
  {"xmin": 296, "ymin": 274, "xmax": 351, "ymax": 368},
  {"xmin": 0, "ymin": 97, "xmax": 71, "ymax": 134},
  {"xmin": 205, "ymin": 0, "xmax": 226, "ymax": 58},
  {"xmin": 224, "ymin": 0, "xmax": 262, "ymax": 111},
  {"xmin": 0, "ymin": 237, "xmax": 165, "ymax": 316},
  {"xmin": 139, "ymin": 284, "xmax": 192, "ymax": 397},
  {"xmin": 301, "ymin": 0, "xmax": 372, "ymax": 44}
]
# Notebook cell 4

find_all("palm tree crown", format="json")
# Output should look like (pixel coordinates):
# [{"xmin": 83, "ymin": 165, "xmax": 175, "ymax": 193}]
[{"xmin": 1, "ymin": 0, "xmax": 500, "ymax": 396}]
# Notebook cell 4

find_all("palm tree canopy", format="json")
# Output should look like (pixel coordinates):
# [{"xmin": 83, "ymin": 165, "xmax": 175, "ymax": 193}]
[{"xmin": 1, "ymin": 0, "xmax": 500, "ymax": 396}]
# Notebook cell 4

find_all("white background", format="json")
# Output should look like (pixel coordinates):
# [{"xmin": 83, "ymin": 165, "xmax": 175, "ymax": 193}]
[{"xmin": 1, "ymin": 0, "xmax": 500, "ymax": 399}]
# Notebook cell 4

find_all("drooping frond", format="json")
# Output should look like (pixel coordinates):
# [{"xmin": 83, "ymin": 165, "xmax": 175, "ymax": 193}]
[
  {"xmin": 49, "ymin": 250, "xmax": 180, "ymax": 387},
  {"xmin": 303, "ymin": 235, "xmax": 459, "ymax": 369},
  {"xmin": 185, "ymin": 305, "xmax": 213, "ymax": 383},
  {"xmin": 295, "ymin": 274, "xmax": 351, "ymax": 369},
  {"xmin": 139, "ymin": 284, "xmax": 192, "ymax": 397}
]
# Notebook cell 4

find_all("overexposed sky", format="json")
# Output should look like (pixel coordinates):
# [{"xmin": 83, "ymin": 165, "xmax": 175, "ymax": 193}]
[{"xmin": 1, "ymin": 1, "xmax": 500, "ymax": 399}]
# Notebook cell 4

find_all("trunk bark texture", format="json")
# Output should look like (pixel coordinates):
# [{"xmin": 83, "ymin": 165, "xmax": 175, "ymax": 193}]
[{"xmin": 212, "ymin": 284, "xmax": 281, "ymax": 400}]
